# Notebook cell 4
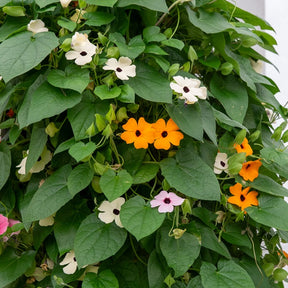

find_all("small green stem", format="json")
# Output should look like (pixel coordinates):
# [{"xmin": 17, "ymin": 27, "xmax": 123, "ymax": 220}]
[{"xmin": 129, "ymin": 234, "xmax": 147, "ymax": 266}]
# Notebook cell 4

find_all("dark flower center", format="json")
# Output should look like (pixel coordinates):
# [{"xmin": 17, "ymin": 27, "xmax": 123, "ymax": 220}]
[
  {"xmin": 246, "ymin": 164, "xmax": 251, "ymax": 169},
  {"xmin": 240, "ymin": 194, "xmax": 245, "ymax": 202},
  {"xmin": 161, "ymin": 131, "xmax": 168, "ymax": 138},
  {"xmin": 183, "ymin": 86, "xmax": 190, "ymax": 93},
  {"xmin": 240, "ymin": 144, "xmax": 244, "ymax": 149},
  {"xmin": 113, "ymin": 209, "xmax": 120, "ymax": 215},
  {"xmin": 116, "ymin": 67, "xmax": 122, "ymax": 72},
  {"xmin": 135, "ymin": 130, "xmax": 141, "ymax": 137},
  {"xmin": 73, "ymin": 257, "xmax": 77, "ymax": 262},
  {"xmin": 164, "ymin": 198, "xmax": 171, "ymax": 204},
  {"xmin": 220, "ymin": 161, "xmax": 226, "ymax": 167},
  {"xmin": 80, "ymin": 51, "xmax": 87, "ymax": 56}
]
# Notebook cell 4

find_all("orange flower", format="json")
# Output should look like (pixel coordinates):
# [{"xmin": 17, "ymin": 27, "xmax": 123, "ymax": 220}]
[
  {"xmin": 239, "ymin": 159, "xmax": 262, "ymax": 181},
  {"xmin": 152, "ymin": 119, "xmax": 184, "ymax": 150},
  {"xmin": 120, "ymin": 117, "xmax": 155, "ymax": 149},
  {"xmin": 228, "ymin": 183, "xmax": 258, "ymax": 211},
  {"xmin": 234, "ymin": 138, "xmax": 253, "ymax": 156}
]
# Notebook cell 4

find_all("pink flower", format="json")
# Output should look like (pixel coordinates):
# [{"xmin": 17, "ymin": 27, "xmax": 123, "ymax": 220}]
[
  {"xmin": 0, "ymin": 214, "xmax": 9, "ymax": 235},
  {"xmin": 150, "ymin": 191, "xmax": 185, "ymax": 213},
  {"xmin": 2, "ymin": 219, "xmax": 21, "ymax": 241}
]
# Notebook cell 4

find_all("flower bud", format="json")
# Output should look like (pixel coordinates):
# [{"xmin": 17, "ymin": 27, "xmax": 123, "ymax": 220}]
[
  {"xmin": 60, "ymin": 38, "xmax": 72, "ymax": 52},
  {"xmin": 45, "ymin": 122, "xmax": 59, "ymax": 137},
  {"xmin": 271, "ymin": 126, "xmax": 283, "ymax": 142},
  {"xmin": 3, "ymin": 6, "xmax": 26, "ymax": 17},
  {"xmin": 98, "ymin": 32, "xmax": 108, "ymax": 46},
  {"xmin": 241, "ymin": 36, "xmax": 258, "ymax": 48},
  {"xmin": 234, "ymin": 129, "xmax": 247, "ymax": 145},
  {"xmin": 93, "ymin": 161, "xmax": 106, "ymax": 176},
  {"xmin": 78, "ymin": 0, "xmax": 86, "ymax": 9},
  {"xmin": 220, "ymin": 62, "xmax": 234, "ymax": 75},
  {"xmin": 95, "ymin": 114, "xmax": 106, "ymax": 132},
  {"xmin": 262, "ymin": 262, "xmax": 274, "ymax": 277},
  {"xmin": 168, "ymin": 63, "xmax": 180, "ymax": 77},
  {"xmin": 105, "ymin": 104, "xmax": 116, "ymax": 124},
  {"xmin": 127, "ymin": 103, "xmax": 139, "ymax": 113},
  {"xmin": 102, "ymin": 124, "xmax": 113, "ymax": 138},
  {"xmin": 102, "ymin": 74, "xmax": 115, "ymax": 87},
  {"xmin": 188, "ymin": 45, "xmax": 198, "ymax": 62},
  {"xmin": 182, "ymin": 61, "xmax": 190, "ymax": 72},
  {"xmin": 106, "ymin": 47, "xmax": 120, "ymax": 59},
  {"xmin": 181, "ymin": 199, "xmax": 192, "ymax": 216},
  {"xmin": 86, "ymin": 122, "xmax": 96, "ymax": 137},
  {"xmin": 172, "ymin": 228, "xmax": 186, "ymax": 239},
  {"xmin": 163, "ymin": 28, "xmax": 172, "ymax": 38},
  {"xmin": 116, "ymin": 107, "xmax": 128, "ymax": 123},
  {"xmin": 249, "ymin": 130, "xmax": 261, "ymax": 142},
  {"xmin": 281, "ymin": 130, "xmax": 288, "ymax": 143},
  {"xmin": 273, "ymin": 268, "xmax": 288, "ymax": 282}
]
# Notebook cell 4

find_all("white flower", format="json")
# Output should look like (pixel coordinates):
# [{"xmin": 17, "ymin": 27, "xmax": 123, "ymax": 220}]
[
  {"xmin": 60, "ymin": 0, "xmax": 72, "ymax": 8},
  {"xmin": 60, "ymin": 250, "xmax": 78, "ymax": 274},
  {"xmin": 0, "ymin": 76, "xmax": 2, "ymax": 81},
  {"xmin": 170, "ymin": 76, "xmax": 207, "ymax": 104},
  {"xmin": 65, "ymin": 41, "xmax": 96, "ymax": 66},
  {"xmin": 98, "ymin": 197, "xmax": 125, "ymax": 228},
  {"xmin": 39, "ymin": 214, "xmax": 55, "ymax": 227},
  {"xmin": 103, "ymin": 57, "xmax": 136, "ymax": 80},
  {"xmin": 71, "ymin": 32, "xmax": 90, "ymax": 50},
  {"xmin": 214, "ymin": 152, "xmax": 229, "ymax": 174},
  {"xmin": 70, "ymin": 9, "xmax": 86, "ymax": 23},
  {"xmin": 16, "ymin": 155, "xmax": 27, "ymax": 175},
  {"xmin": 27, "ymin": 20, "xmax": 48, "ymax": 34}
]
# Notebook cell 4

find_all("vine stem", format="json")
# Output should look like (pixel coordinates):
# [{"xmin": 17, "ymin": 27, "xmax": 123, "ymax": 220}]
[{"xmin": 129, "ymin": 234, "xmax": 147, "ymax": 266}]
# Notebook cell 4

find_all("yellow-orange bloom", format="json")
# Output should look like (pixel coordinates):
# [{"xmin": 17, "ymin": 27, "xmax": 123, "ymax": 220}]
[
  {"xmin": 234, "ymin": 138, "xmax": 253, "ymax": 156},
  {"xmin": 239, "ymin": 159, "xmax": 262, "ymax": 182},
  {"xmin": 152, "ymin": 118, "xmax": 184, "ymax": 150},
  {"xmin": 228, "ymin": 183, "xmax": 258, "ymax": 211},
  {"xmin": 120, "ymin": 117, "xmax": 155, "ymax": 149}
]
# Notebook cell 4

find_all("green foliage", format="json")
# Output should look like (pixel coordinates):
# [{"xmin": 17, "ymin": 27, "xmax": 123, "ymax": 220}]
[{"xmin": 0, "ymin": 0, "xmax": 287, "ymax": 286}]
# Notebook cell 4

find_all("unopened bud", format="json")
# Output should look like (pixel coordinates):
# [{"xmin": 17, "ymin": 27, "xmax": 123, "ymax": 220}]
[
  {"xmin": 163, "ymin": 28, "xmax": 172, "ymax": 38},
  {"xmin": 281, "ymin": 130, "xmax": 288, "ymax": 143},
  {"xmin": 105, "ymin": 104, "xmax": 116, "ymax": 124},
  {"xmin": 182, "ymin": 61, "xmax": 190, "ymax": 72},
  {"xmin": 241, "ymin": 36, "xmax": 258, "ymax": 48},
  {"xmin": 102, "ymin": 124, "xmax": 113, "ymax": 138},
  {"xmin": 45, "ymin": 122, "xmax": 59, "ymax": 137},
  {"xmin": 168, "ymin": 63, "xmax": 180, "ymax": 77},
  {"xmin": 228, "ymin": 152, "xmax": 246, "ymax": 175},
  {"xmin": 271, "ymin": 126, "xmax": 283, "ymax": 142},
  {"xmin": 95, "ymin": 114, "xmax": 106, "ymax": 132},
  {"xmin": 172, "ymin": 228, "xmax": 186, "ymax": 239},
  {"xmin": 116, "ymin": 107, "xmax": 128, "ymax": 123},
  {"xmin": 3, "ymin": 6, "xmax": 25, "ymax": 17},
  {"xmin": 127, "ymin": 103, "xmax": 139, "ymax": 113},
  {"xmin": 234, "ymin": 129, "xmax": 247, "ymax": 145},
  {"xmin": 188, "ymin": 45, "xmax": 198, "ymax": 62},
  {"xmin": 60, "ymin": 38, "xmax": 72, "ymax": 52},
  {"xmin": 98, "ymin": 32, "xmax": 108, "ymax": 46},
  {"xmin": 220, "ymin": 62, "xmax": 233, "ymax": 75},
  {"xmin": 106, "ymin": 47, "xmax": 120, "ymax": 58},
  {"xmin": 249, "ymin": 130, "xmax": 261, "ymax": 142},
  {"xmin": 86, "ymin": 122, "xmax": 96, "ymax": 137}
]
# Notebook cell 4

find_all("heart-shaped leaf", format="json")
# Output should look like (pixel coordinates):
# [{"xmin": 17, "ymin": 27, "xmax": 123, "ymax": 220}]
[
  {"xmin": 94, "ymin": 85, "xmax": 121, "ymax": 100},
  {"xmin": 47, "ymin": 65, "xmax": 90, "ymax": 93},
  {"xmin": 99, "ymin": 169, "xmax": 133, "ymax": 201},
  {"xmin": 68, "ymin": 142, "xmax": 97, "ymax": 162}
]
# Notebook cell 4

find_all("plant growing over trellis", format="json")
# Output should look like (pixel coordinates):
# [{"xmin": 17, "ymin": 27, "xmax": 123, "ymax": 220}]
[{"xmin": 0, "ymin": 0, "xmax": 288, "ymax": 287}]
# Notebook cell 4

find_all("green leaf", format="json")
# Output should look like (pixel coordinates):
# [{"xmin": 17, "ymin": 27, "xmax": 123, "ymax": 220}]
[
  {"xmin": 54, "ymin": 138, "xmax": 76, "ymax": 155},
  {"xmin": 83, "ymin": 270, "xmax": 119, "ymax": 288},
  {"xmin": 200, "ymin": 259, "xmax": 255, "ymax": 288},
  {"xmin": 126, "ymin": 61, "xmax": 172, "ymax": 103},
  {"xmin": 83, "ymin": 12, "xmax": 115, "ymax": 26},
  {"xmin": 100, "ymin": 169, "xmax": 133, "ymax": 201},
  {"xmin": 143, "ymin": 26, "xmax": 166, "ymax": 43},
  {"xmin": 166, "ymin": 101, "xmax": 203, "ymax": 141},
  {"xmin": 74, "ymin": 213, "xmax": 127, "ymax": 267},
  {"xmin": 54, "ymin": 200, "xmax": 90, "ymax": 256},
  {"xmin": 0, "ymin": 248, "xmax": 36, "ymax": 287},
  {"xmin": 133, "ymin": 163, "xmax": 159, "ymax": 184},
  {"xmin": 94, "ymin": 85, "xmax": 121, "ymax": 100},
  {"xmin": 186, "ymin": 7, "xmax": 234, "ymax": 34},
  {"xmin": 260, "ymin": 147, "xmax": 288, "ymax": 179},
  {"xmin": 0, "ymin": 141, "xmax": 11, "ymax": 191},
  {"xmin": 57, "ymin": 17, "xmax": 77, "ymax": 32},
  {"xmin": 247, "ymin": 195, "xmax": 288, "ymax": 231},
  {"xmin": 148, "ymin": 251, "xmax": 169, "ymax": 288},
  {"xmin": 199, "ymin": 101, "xmax": 217, "ymax": 145},
  {"xmin": 21, "ymin": 165, "xmax": 72, "ymax": 222},
  {"xmin": 85, "ymin": 0, "xmax": 117, "ymax": 7},
  {"xmin": 210, "ymin": 74, "xmax": 248, "ymax": 123},
  {"xmin": 221, "ymin": 223, "xmax": 251, "ymax": 248},
  {"xmin": 67, "ymin": 92, "xmax": 110, "ymax": 140},
  {"xmin": 35, "ymin": 0, "xmax": 58, "ymax": 8},
  {"xmin": 0, "ymin": 16, "xmax": 29, "ymax": 42},
  {"xmin": 47, "ymin": 65, "xmax": 90, "ymax": 93},
  {"xmin": 117, "ymin": 0, "xmax": 168, "ymax": 12},
  {"xmin": 32, "ymin": 223, "xmax": 53, "ymax": 250},
  {"xmin": 120, "ymin": 196, "xmax": 166, "ymax": 241},
  {"xmin": 248, "ymin": 174, "xmax": 288, "ymax": 198},
  {"xmin": 159, "ymin": 225, "xmax": 201, "ymax": 277},
  {"xmin": 0, "ymin": 83, "xmax": 19, "ymax": 115},
  {"xmin": 18, "ymin": 81, "xmax": 81, "ymax": 129},
  {"xmin": 194, "ymin": 222, "xmax": 231, "ymax": 259},
  {"xmin": 213, "ymin": 108, "xmax": 248, "ymax": 131},
  {"xmin": 26, "ymin": 122, "xmax": 47, "ymax": 172},
  {"xmin": 118, "ymin": 84, "xmax": 135, "ymax": 103},
  {"xmin": 68, "ymin": 141, "xmax": 97, "ymax": 162},
  {"xmin": 67, "ymin": 163, "xmax": 94, "ymax": 196},
  {"xmin": 109, "ymin": 33, "xmax": 145, "ymax": 59},
  {"xmin": 0, "ymin": 31, "xmax": 59, "ymax": 82},
  {"xmin": 144, "ymin": 44, "xmax": 168, "ymax": 55},
  {"xmin": 161, "ymin": 39, "xmax": 184, "ymax": 50},
  {"xmin": 160, "ymin": 148, "xmax": 220, "ymax": 201}
]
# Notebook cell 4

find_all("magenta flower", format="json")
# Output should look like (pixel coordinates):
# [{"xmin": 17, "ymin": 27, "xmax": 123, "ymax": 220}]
[
  {"xmin": 150, "ymin": 191, "xmax": 185, "ymax": 213},
  {"xmin": 0, "ymin": 214, "xmax": 9, "ymax": 235}
]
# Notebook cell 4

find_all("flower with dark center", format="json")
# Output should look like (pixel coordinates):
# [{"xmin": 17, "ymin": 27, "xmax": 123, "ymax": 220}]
[
  {"xmin": 234, "ymin": 138, "xmax": 253, "ymax": 156},
  {"xmin": 150, "ymin": 190, "xmax": 185, "ymax": 213},
  {"xmin": 152, "ymin": 119, "xmax": 184, "ymax": 150},
  {"xmin": 239, "ymin": 159, "xmax": 262, "ymax": 181},
  {"xmin": 214, "ymin": 152, "xmax": 229, "ymax": 174},
  {"xmin": 228, "ymin": 183, "xmax": 258, "ymax": 211},
  {"xmin": 103, "ymin": 57, "xmax": 136, "ymax": 80},
  {"xmin": 98, "ymin": 197, "xmax": 125, "ymax": 228},
  {"xmin": 120, "ymin": 117, "xmax": 155, "ymax": 149}
]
